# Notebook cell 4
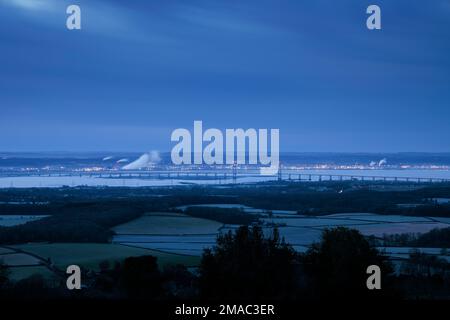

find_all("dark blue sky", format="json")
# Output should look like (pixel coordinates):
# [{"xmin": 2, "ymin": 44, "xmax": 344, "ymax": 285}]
[{"xmin": 1, "ymin": 0, "xmax": 449, "ymax": 152}]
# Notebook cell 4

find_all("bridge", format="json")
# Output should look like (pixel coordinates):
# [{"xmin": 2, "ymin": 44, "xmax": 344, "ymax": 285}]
[{"xmin": 1, "ymin": 168, "xmax": 449, "ymax": 184}]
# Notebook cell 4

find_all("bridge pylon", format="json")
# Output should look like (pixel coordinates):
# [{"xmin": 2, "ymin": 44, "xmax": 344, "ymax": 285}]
[{"xmin": 232, "ymin": 162, "xmax": 237, "ymax": 184}]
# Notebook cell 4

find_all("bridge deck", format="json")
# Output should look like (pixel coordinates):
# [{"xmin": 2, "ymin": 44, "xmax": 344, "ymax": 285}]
[{"xmin": 1, "ymin": 170, "xmax": 449, "ymax": 183}]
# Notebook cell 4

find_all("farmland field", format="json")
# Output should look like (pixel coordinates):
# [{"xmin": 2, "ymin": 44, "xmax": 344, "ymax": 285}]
[
  {"xmin": 8, "ymin": 266, "xmax": 56, "ymax": 282},
  {"xmin": 12, "ymin": 243, "xmax": 201, "ymax": 270},
  {"xmin": 0, "ymin": 215, "xmax": 49, "ymax": 226},
  {"xmin": 113, "ymin": 234, "xmax": 216, "ymax": 256},
  {"xmin": 121, "ymin": 242, "xmax": 211, "ymax": 256},
  {"xmin": 0, "ymin": 253, "xmax": 41, "ymax": 266},
  {"xmin": 0, "ymin": 247, "xmax": 14, "ymax": 254},
  {"xmin": 264, "ymin": 217, "xmax": 374, "ymax": 227},
  {"xmin": 112, "ymin": 208, "xmax": 450, "ymax": 257},
  {"xmin": 113, "ymin": 212, "xmax": 222, "ymax": 235},
  {"xmin": 275, "ymin": 227, "xmax": 323, "ymax": 245},
  {"xmin": 344, "ymin": 222, "xmax": 450, "ymax": 237},
  {"xmin": 177, "ymin": 204, "xmax": 254, "ymax": 210},
  {"xmin": 430, "ymin": 217, "xmax": 450, "ymax": 224},
  {"xmin": 322, "ymin": 213, "xmax": 434, "ymax": 223}
]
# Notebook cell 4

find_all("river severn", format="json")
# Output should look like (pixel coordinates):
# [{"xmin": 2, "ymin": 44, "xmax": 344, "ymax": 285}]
[
  {"xmin": 1, "ymin": 168, "xmax": 449, "ymax": 188},
  {"xmin": 1, "ymin": 152, "xmax": 450, "ymax": 188}
]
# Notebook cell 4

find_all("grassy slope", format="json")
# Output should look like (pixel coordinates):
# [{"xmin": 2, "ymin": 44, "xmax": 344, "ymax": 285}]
[
  {"xmin": 113, "ymin": 212, "xmax": 222, "ymax": 235},
  {"xmin": 0, "ymin": 253, "xmax": 41, "ymax": 266},
  {"xmin": 8, "ymin": 266, "xmax": 56, "ymax": 282},
  {"xmin": 12, "ymin": 243, "xmax": 200, "ymax": 271}
]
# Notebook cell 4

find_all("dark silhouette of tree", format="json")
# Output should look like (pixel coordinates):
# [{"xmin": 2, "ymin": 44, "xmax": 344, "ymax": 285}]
[
  {"xmin": 405, "ymin": 249, "xmax": 449, "ymax": 277},
  {"xmin": 119, "ymin": 256, "xmax": 162, "ymax": 299},
  {"xmin": 302, "ymin": 227, "xmax": 396, "ymax": 299},
  {"xmin": 8, "ymin": 274, "xmax": 56, "ymax": 299},
  {"xmin": 199, "ymin": 225, "xmax": 299, "ymax": 300},
  {"xmin": 414, "ymin": 227, "xmax": 450, "ymax": 247},
  {"xmin": 0, "ymin": 260, "xmax": 9, "ymax": 289},
  {"xmin": 161, "ymin": 264, "xmax": 198, "ymax": 299},
  {"xmin": 98, "ymin": 260, "xmax": 111, "ymax": 273}
]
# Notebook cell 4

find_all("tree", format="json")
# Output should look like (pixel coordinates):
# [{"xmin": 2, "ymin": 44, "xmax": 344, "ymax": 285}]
[
  {"xmin": 0, "ymin": 260, "xmax": 9, "ymax": 289},
  {"xmin": 161, "ymin": 264, "xmax": 197, "ymax": 299},
  {"xmin": 302, "ymin": 227, "xmax": 395, "ymax": 299},
  {"xmin": 407, "ymin": 249, "xmax": 449, "ymax": 277},
  {"xmin": 98, "ymin": 260, "xmax": 111, "ymax": 272},
  {"xmin": 199, "ymin": 225, "xmax": 300, "ymax": 300},
  {"xmin": 119, "ymin": 256, "xmax": 162, "ymax": 299}
]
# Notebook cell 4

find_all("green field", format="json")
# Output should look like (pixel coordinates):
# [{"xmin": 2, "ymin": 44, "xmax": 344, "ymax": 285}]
[
  {"xmin": 12, "ymin": 243, "xmax": 200, "ymax": 271},
  {"xmin": 0, "ymin": 253, "xmax": 41, "ymax": 266},
  {"xmin": 0, "ymin": 247, "xmax": 14, "ymax": 254},
  {"xmin": 8, "ymin": 266, "xmax": 56, "ymax": 282},
  {"xmin": 113, "ymin": 212, "xmax": 222, "ymax": 235}
]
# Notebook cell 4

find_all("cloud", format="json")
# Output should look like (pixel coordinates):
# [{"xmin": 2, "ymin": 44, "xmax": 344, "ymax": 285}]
[
  {"xmin": 0, "ymin": 0, "xmax": 172, "ymax": 44},
  {"xmin": 443, "ymin": 0, "xmax": 450, "ymax": 11},
  {"xmin": 173, "ymin": 4, "xmax": 286, "ymax": 37},
  {"xmin": 1, "ymin": 0, "xmax": 54, "ymax": 11}
]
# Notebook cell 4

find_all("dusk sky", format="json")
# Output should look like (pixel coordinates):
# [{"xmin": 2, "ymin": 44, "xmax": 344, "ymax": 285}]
[{"xmin": 0, "ymin": 0, "xmax": 449, "ymax": 152}]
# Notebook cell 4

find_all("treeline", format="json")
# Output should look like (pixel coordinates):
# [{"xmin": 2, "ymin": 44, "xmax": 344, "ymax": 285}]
[
  {"xmin": 1, "ymin": 184, "xmax": 450, "ymax": 245},
  {"xmin": 239, "ymin": 190, "xmax": 450, "ymax": 216},
  {"xmin": 415, "ymin": 227, "xmax": 450, "ymax": 247},
  {"xmin": 0, "ymin": 186, "xmax": 238, "ymax": 207},
  {"xmin": 0, "ymin": 200, "xmax": 165, "ymax": 244},
  {"xmin": 2, "ymin": 183, "xmax": 450, "ymax": 218},
  {"xmin": 393, "ymin": 204, "xmax": 450, "ymax": 218},
  {"xmin": 383, "ymin": 227, "xmax": 450, "ymax": 248}
]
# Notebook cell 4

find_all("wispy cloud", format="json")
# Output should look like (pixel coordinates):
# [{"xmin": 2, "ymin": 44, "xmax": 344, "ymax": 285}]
[
  {"xmin": 1, "ymin": 0, "xmax": 55, "ymax": 11},
  {"xmin": 173, "ymin": 4, "xmax": 287, "ymax": 37},
  {"xmin": 443, "ymin": 0, "xmax": 450, "ymax": 11},
  {"xmin": 0, "ymin": 0, "xmax": 173, "ymax": 44}
]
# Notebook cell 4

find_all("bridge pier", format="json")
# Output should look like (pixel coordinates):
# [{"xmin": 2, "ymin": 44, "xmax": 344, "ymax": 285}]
[{"xmin": 29, "ymin": 171, "xmax": 449, "ymax": 186}]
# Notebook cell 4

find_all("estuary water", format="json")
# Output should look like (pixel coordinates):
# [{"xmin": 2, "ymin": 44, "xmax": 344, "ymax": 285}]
[
  {"xmin": 0, "ymin": 169, "xmax": 449, "ymax": 188},
  {"xmin": 1, "ymin": 152, "xmax": 449, "ymax": 188}
]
